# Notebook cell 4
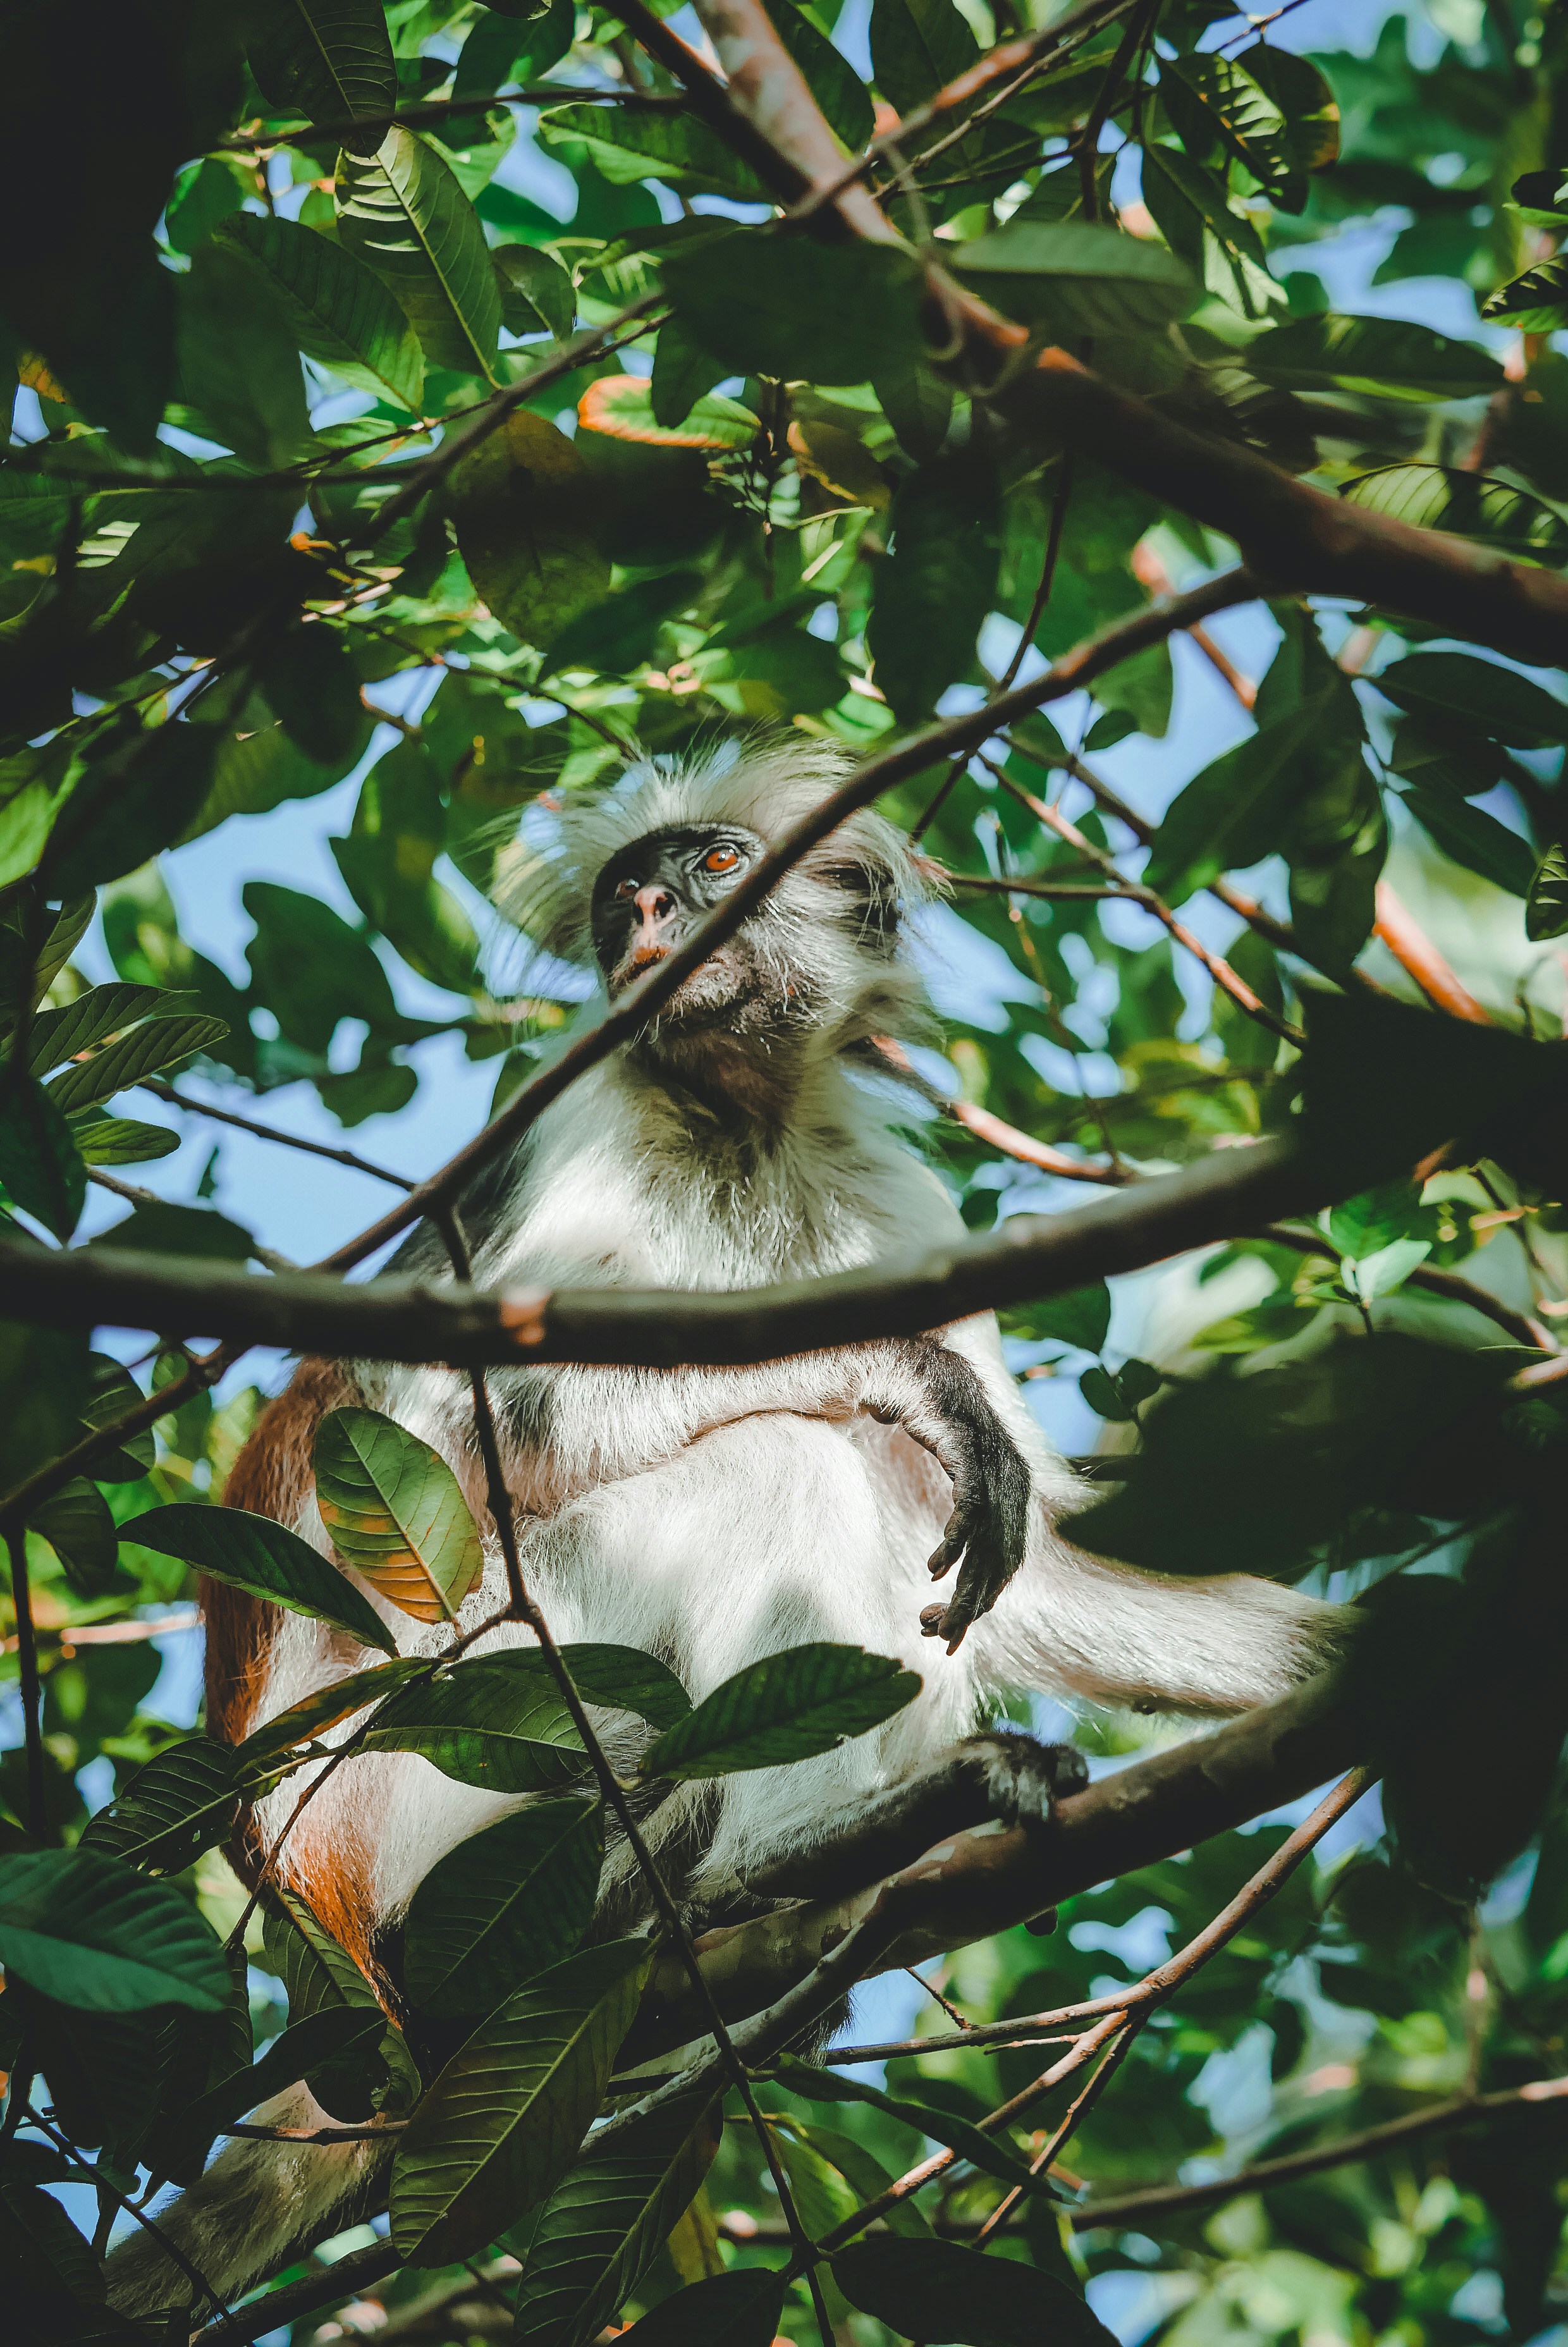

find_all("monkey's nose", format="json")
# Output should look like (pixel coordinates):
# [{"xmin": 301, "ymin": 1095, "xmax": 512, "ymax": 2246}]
[{"xmin": 634, "ymin": 884, "xmax": 677, "ymax": 926}]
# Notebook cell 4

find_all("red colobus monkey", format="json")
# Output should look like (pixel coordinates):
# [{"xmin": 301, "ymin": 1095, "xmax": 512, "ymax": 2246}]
[{"xmin": 110, "ymin": 740, "xmax": 1346, "ymax": 2313}]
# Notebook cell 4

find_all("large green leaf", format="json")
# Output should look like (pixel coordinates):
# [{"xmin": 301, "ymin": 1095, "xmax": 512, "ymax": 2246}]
[
  {"xmin": 640, "ymin": 1644, "xmax": 921, "ymax": 1781},
  {"xmin": 389, "ymin": 1937, "xmax": 651, "ymax": 2264},
  {"xmin": 26, "ymin": 983, "xmax": 176, "ymax": 1079},
  {"xmin": 1527, "ymin": 843, "xmax": 1568, "ymax": 941},
  {"xmin": 68, "ymin": 1113, "xmax": 178, "ymax": 1167},
  {"xmin": 216, "ymin": 214, "xmax": 423, "ymax": 410},
  {"xmin": 513, "ymin": 2090, "xmax": 723, "ymax": 2347},
  {"xmin": 243, "ymin": 0, "xmax": 396, "ymax": 148},
  {"xmin": 336, "ymin": 128, "xmax": 501, "ymax": 379},
  {"xmin": 358, "ymin": 1653, "xmax": 585, "ymax": 1791},
  {"xmin": 80, "ymin": 1739, "xmax": 240, "ymax": 1874},
  {"xmin": 1483, "ymin": 252, "xmax": 1568, "ymax": 331},
  {"xmin": 1246, "ymin": 312, "xmax": 1504, "ymax": 402},
  {"xmin": 405, "ymin": 1797, "xmax": 604, "ymax": 2017},
  {"xmin": 170, "ymin": 243, "xmax": 312, "ymax": 470},
  {"xmin": 619, "ymin": 2270, "xmax": 787, "ymax": 2344},
  {"xmin": 953, "ymin": 219, "xmax": 1199, "ymax": 336},
  {"xmin": 0, "ymin": 1849, "xmax": 229, "ymax": 2012},
  {"xmin": 871, "ymin": 0, "xmax": 978, "ymax": 114},
  {"xmin": 233, "ymin": 1656, "xmax": 434, "ymax": 1782},
  {"xmin": 1400, "ymin": 786, "xmax": 1535, "ymax": 898},
  {"xmin": 1341, "ymin": 464, "xmax": 1568, "ymax": 558},
  {"xmin": 1144, "ymin": 705, "xmax": 1326, "ymax": 905},
  {"xmin": 1375, "ymin": 652, "xmax": 1568, "ymax": 747},
  {"xmin": 539, "ymin": 106, "xmax": 766, "ymax": 201},
  {"xmin": 0, "ymin": 1074, "xmax": 85, "ymax": 1239},
  {"xmin": 663, "ymin": 232, "xmax": 926, "ymax": 388},
  {"xmin": 835, "ymin": 2238, "xmax": 1117, "ymax": 2347},
  {"xmin": 121, "ymin": 1501, "xmax": 400, "ymax": 1656},
  {"xmin": 1160, "ymin": 52, "xmax": 1299, "ymax": 205},
  {"xmin": 554, "ymin": 1644, "xmax": 693, "ymax": 1731},
  {"xmin": 450, "ymin": 408, "xmax": 610, "ymax": 652},
  {"xmin": 867, "ymin": 448, "xmax": 1001, "ymax": 724},
  {"xmin": 314, "ymin": 1405, "xmax": 484, "ymax": 1624},
  {"xmin": 44, "ymin": 1012, "xmax": 229, "ymax": 1115},
  {"xmin": 28, "ymin": 1474, "xmax": 117, "ymax": 1592},
  {"xmin": 1140, "ymin": 144, "xmax": 1266, "ymax": 272}
]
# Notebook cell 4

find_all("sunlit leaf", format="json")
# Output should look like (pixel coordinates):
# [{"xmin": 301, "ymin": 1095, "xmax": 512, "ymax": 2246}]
[
  {"xmin": 314, "ymin": 1404, "xmax": 484, "ymax": 1623},
  {"xmin": 579, "ymin": 374, "xmax": 758, "ymax": 451},
  {"xmin": 1341, "ymin": 464, "xmax": 1568, "ymax": 556},
  {"xmin": 1527, "ymin": 843, "xmax": 1568, "ymax": 941},
  {"xmin": 337, "ymin": 127, "xmax": 501, "ymax": 378},
  {"xmin": 44, "ymin": 1012, "xmax": 230, "ymax": 1117},
  {"xmin": 80, "ymin": 1739, "xmax": 240, "ymax": 1873}
]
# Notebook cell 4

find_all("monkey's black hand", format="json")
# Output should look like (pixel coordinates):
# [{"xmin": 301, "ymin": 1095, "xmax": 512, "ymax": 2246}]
[{"xmin": 897, "ymin": 1342, "xmax": 1032, "ymax": 1655}]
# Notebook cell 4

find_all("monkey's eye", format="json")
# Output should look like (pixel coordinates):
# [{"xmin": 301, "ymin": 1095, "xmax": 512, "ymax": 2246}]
[
  {"xmin": 702, "ymin": 845, "xmax": 742, "ymax": 875},
  {"xmin": 614, "ymin": 876, "xmax": 640, "ymax": 900}
]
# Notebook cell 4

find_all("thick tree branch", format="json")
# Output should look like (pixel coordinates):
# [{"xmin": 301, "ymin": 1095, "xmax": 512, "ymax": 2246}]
[{"xmin": 0, "ymin": 1132, "xmax": 1381, "ymax": 1366}]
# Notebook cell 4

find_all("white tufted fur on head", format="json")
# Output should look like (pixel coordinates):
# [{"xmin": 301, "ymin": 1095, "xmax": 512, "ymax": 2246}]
[{"xmin": 494, "ymin": 732, "xmax": 931, "ymax": 968}]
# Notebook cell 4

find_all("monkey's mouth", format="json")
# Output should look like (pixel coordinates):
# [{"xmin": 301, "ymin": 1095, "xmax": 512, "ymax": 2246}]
[{"xmin": 609, "ymin": 942, "xmax": 747, "ymax": 1015}]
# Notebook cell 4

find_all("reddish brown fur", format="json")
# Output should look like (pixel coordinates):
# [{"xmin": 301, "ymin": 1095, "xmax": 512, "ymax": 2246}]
[{"xmin": 207, "ymin": 1358, "xmax": 387, "ymax": 1983}]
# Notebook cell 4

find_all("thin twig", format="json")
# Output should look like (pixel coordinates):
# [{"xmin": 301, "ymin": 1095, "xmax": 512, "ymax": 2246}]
[
  {"xmin": 215, "ymin": 84, "xmax": 689, "ymax": 152},
  {"xmin": 138, "ymin": 1077, "xmax": 413, "ymax": 1189}
]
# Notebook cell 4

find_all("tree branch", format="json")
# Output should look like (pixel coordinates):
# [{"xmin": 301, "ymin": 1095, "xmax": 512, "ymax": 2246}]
[
  {"xmin": 1070, "ymin": 2073, "xmax": 1568, "ymax": 2233},
  {"xmin": 1371, "ymin": 879, "xmax": 1492, "ymax": 1024},
  {"xmin": 0, "ymin": 1132, "xmax": 1392, "ymax": 1366},
  {"xmin": 1258, "ymin": 1221, "xmax": 1554, "ymax": 1352}
]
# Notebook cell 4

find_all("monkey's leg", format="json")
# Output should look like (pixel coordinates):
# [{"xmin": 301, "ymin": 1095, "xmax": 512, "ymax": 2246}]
[{"xmin": 733, "ymin": 1731, "xmax": 1087, "ymax": 1905}]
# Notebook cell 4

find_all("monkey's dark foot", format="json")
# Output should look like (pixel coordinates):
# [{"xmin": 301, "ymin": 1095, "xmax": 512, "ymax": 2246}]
[{"xmin": 739, "ymin": 1730, "xmax": 1086, "ymax": 1904}]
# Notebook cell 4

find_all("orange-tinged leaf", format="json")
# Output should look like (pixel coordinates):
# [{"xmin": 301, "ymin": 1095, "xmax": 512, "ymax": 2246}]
[{"xmin": 578, "ymin": 374, "xmax": 757, "ymax": 451}]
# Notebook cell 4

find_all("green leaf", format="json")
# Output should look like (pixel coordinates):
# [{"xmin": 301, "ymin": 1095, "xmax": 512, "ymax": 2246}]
[
  {"xmin": 513, "ymin": 2090, "xmax": 724, "ymax": 2347},
  {"xmin": 337, "ymin": 128, "xmax": 501, "ymax": 379},
  {"xmin": 765, "ymin": 2109, "xmax": 930, "ymax": 2238},
  {"xmin": 80, "ymin": 1739, "xmax": 240, "ymax": 1874},
  {"xmin": 29, "ymin": 1477, "xmax": 117, "ymax": 1594},
  {"xmin": 1238, "ymin": 44, "xmax": 1340, "ymax": 178},
  {"xmin": 390, "ymin": 1936, "xmax": 651, "ymax": 2264},
  {"xmin": 90, "ymin": 1199, "xmax": 256, "ymax": 1261},
  {"xmin": 243, "ymin": 0, "xmax": 396, "ymax": 148},
  {"xmin": 1000, "ymin": 1281, "xmax": 1112, "ymax": 1354},
  {"xmin": 953, "ymin": 219, "xmax": 1199, "ymax": 336},
  {"xmin": 164, "ymin": 156, "xmax": 250, "ymax": 257},
  {"xmin": 640, "ymin": 1644, "xmax": 921, "ymax": 1782},
  {"xmin": 1375, "ymin": 652, "xmax": 1568, "ymax": 748},
  {"xmin": 554, "ymin": 1643, "xmax": 693, "ymax": 1731},
  {"xmin": 244, "ymin": 879, "xmax": 409, "ymax": 1050},
  {"xmin": 1246, "ymin": 312, "xmax": 1504, "ymax": 403},
  {"xmin": 871, "ymin": 0, "xmax": 978, "ymax": 114},
  {"xmin": 450, "ymin": 408, "xmax": 610, "ymax": 651},
  {"xmin": 771, "ymin": 1, "xmax": 874, "ymax": 149},
  {"xmin": 1140, "ymin": 144, "xmax": 1266, "ymax": 271},
  {"xmin": 579, "ymin": 374, "xmax": 759, "ymax": 451},
  {"xmin": 27, "ymin": 983, "xmax": 182, "ymax": 1080},
  {"xmin": 260, "ymin": 1882, "xmax": 418, "ymax": 2122},
  {"xmin": 0, "ymin": 1321, "xmax": 88, "ymax": 1505},
  {"xmin": 171, "ymin": 244, "xmax": 312, "ymax": 470},
  {"xmin": 314, "ymin": 1405, "xmax": 485, "ymax": 1624},
  {"xmin": 550, "ymin": 572, "xmax": 705, "ymax": 677},
  {"xmin": 0, "ymin": 1074, "xmax": 85, "ymax": 1239},
  {"xmin": 540, "ymin": 105, "xmax": 767, "ymax": 201},
  {"xmin": 835, "ymin": 2238, "xmax": 1117, "ymax": 2347},
  {"xmin": 405, "ymin": 1797, "xmax": 603, "ymax": 2017},
  {"xmin": 121, "ymin": 1501, "xmax": 400, "ymax": 1657},
  {"xmin": 493, "ymin": 242, "xmax": 575, "ymax": 341},
  {"xmin": 1387, "ymin": 714, "xmax": 1507, "ymax": 800},
  {"xmin": 868, "ymin": 447, "xmax": 1001, "ymax": 723},
  {"xmin": 233, "ymin": 1656, "xmax": 434, "ymax": 1783},
  {"xmin": 43, "ymin": 723, "xmax": 221, "ymax": 898},
  {"xmin": 44, "ymin": 1012, "xmax": 228, "ymax": 1117},
  {"xmin": 69, "ymin": 1116, "xmax": 179, "ymax": 1167},
  {"xmin": 1483, "ymin": 253, "xmax": 1568, "ymax": 331},
  {"xmin": 1160, "ymin": 52, "xmax": 1299, "ymax": 207},
  {"xmin": 0, "ymin": 1849, "xmax": 228, "ymax": 2012},
  {"xmin": 1145, "ymin": 706, "xmax": 1324, "ymax": 905},
  {"xmin": 1400, "ymin": 786, "xmax": 1535, "ymax": 898},
  {"xmin": 618, "ymin": 2267, "xmax": 787, "ymax": 2345},
  {"xmin": 216, "ymin": 214, "xmax": 424, "ymax": 410},
  {"xmin": 358, "ymin": 1653, "xmax": 585, "ymax": 1792},
  {"xmin": 1527, "ymin": 843, "xmax": 1568, "ymax": 942},
  {"xmin": 1342, "ymin": 465, "xmax": 1568, "ymax": 558},
  {"xmin": 1079, "ymin": 1363, "xmax": 1132, "ymax": 1423},
  {"xmin": 663, "ymin": 231, "xmax": 926, "ymax": 388}
]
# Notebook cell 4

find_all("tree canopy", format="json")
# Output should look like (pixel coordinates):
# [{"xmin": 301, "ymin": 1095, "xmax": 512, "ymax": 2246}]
[{"xmin": 4, "ymin": 1, "xmax": 1568, "ymax": 2343}]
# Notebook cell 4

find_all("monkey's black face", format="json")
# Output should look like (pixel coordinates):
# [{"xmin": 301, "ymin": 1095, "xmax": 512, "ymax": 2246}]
[{"xmin": 591, "ymin": 823, "xmax": 767, "ymax": 1014}]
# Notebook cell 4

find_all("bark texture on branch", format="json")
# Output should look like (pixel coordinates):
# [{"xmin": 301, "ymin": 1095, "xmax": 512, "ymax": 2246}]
[{"xmin": 0, "ymin": 1133, "xmax": 1360, "ymax": 1365}]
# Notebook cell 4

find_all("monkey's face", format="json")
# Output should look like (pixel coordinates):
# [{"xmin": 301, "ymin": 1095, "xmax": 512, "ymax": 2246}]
[{"xmin": 590, "ymin": 823, "xmax": 768, "ymax": 1016}]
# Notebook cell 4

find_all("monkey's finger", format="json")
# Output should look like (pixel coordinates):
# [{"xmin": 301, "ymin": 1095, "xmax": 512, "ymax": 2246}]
[{"xmin": 926, "ymin": 1528, "xmax": 965, "ymax": 1580}]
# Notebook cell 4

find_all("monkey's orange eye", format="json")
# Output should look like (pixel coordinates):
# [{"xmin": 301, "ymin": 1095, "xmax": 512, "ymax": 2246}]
[{"xmin": 704, "ymin": 846, "xmax": 740, "ymax": 874}]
